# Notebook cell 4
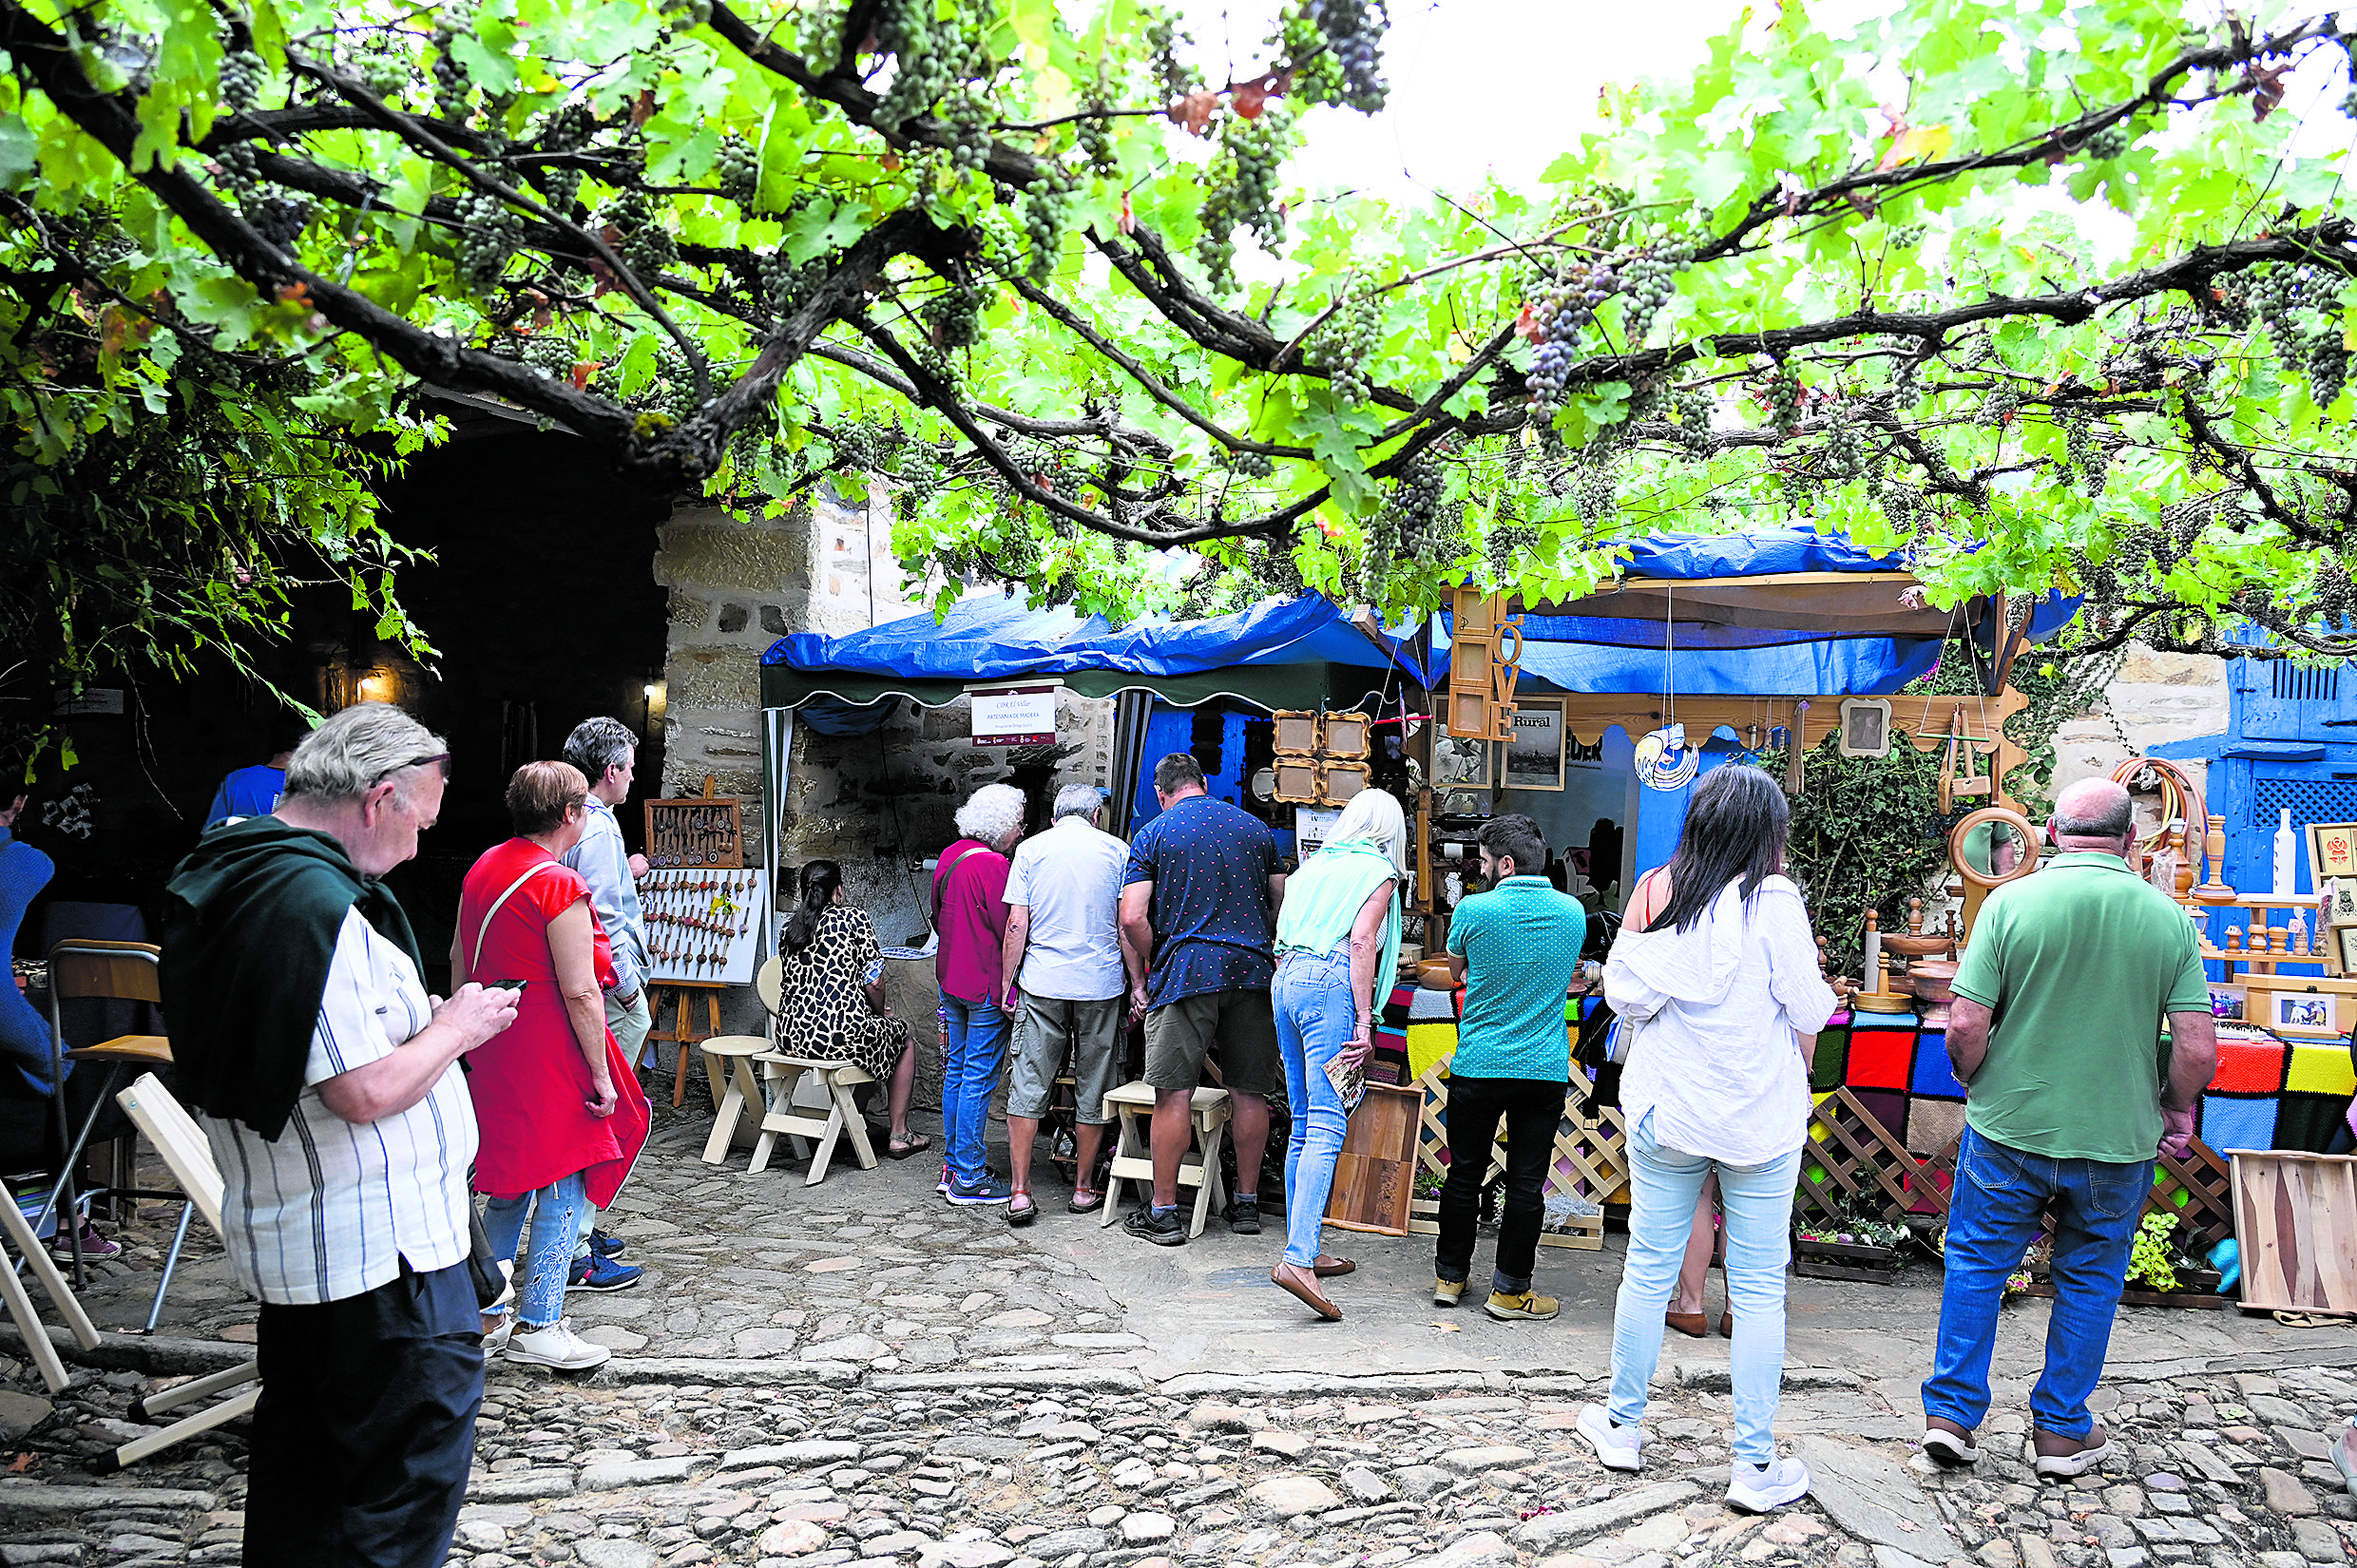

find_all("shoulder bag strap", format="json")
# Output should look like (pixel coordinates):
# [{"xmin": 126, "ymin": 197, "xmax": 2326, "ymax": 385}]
[
  {"xmin": 469, "ymin": 860, "xmax": 557, "ymax": 977},
  {"xmin": 931, "ymin": 842, "xmax": 987, "ymax": 923}
]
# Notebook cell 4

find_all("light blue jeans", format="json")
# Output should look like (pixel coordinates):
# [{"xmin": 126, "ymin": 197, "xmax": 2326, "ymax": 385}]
[
  {"xmin": 483, "ymin": 1171, "xmax": 587, "ymax": 1331},
  {"xmin": 940, "ymin": 993, "xmax": 1010, "ymax": 1189},
  {"xmin": 1274, "ymin": 949, "xmax": 1355, "ymax": 1269},
  {"xmin": 1608, "ymin": 1110, "xmax": 1802, "ymax": 1464}
]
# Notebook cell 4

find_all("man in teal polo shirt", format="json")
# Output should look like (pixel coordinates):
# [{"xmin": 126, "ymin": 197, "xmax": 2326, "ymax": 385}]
[
  {"xmin": 1438, "ymin": 813, "xmax": 1586, "ymax": 1321},
  {"xmin": 1922, "ymin": 778, "xmax": 2215, "ymax": 1480}
]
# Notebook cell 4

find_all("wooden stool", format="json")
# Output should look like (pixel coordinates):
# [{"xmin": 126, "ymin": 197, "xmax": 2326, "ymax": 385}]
[
  {"xmin": 749, "ymin": 1056, "xmax": 878, "ymax": 1185},
  {"xmin": 698, "ymin": 1036, "xmax": 774, "ymax": 1165},
  {"xmin": 1099, "ymin": 1081, "xmax": 1230, "ymax": 1238}
]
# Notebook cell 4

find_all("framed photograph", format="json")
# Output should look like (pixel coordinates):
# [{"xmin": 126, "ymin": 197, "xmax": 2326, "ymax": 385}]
[
  {"xmin": 2326, "ymin": 876, "xmax": 2357, "ymax": 928},
  {"xmin": 2338, "ymin": 926, "xmax": 2357, "ymax": 977},
  {"xmin": 2209, "ymin": 983, "xmax": 2247, "ymax": 1023},
  {"xmin": 2307, "ymin": 822, "xmax": 2357, "ymax": 886},
  {"xmin": 2256, "ymin": 985, "xmax": 2342, "ymax": 1040},
  {"xmin": 1838, "ymin": 698, "xmax": 1893, "ymax": 759},
  {"xmin": 1430, "ymin": 733, "xmax": 1492, "ymax": 792},
  {"xmin": 1503, "ymin": 699, "xmax": 1567, "ymax": 791}
]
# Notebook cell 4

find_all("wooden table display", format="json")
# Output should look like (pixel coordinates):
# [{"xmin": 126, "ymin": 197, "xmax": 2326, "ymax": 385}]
[{"xmin": 2230, "ymin": 1149, "xmax": 2357, "ymax": 1316}]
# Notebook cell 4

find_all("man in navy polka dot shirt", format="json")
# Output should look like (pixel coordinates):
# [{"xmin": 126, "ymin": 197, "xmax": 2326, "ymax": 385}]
[{"xmin": 1117, "ymin": 753, "xmax": 1287, "ymax": 1245}]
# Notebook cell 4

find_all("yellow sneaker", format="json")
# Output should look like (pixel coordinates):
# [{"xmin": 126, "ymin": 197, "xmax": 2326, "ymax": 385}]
[
  {"xmin": 1433, "ymin": 1276, "xmax": 1466, "ymax": 1308},
  {"xmin": 1485, "ymin": 1290, "xmax": 1560, "ymax": 1321}
]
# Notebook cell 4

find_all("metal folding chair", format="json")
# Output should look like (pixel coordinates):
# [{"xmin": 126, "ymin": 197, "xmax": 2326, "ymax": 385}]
[{"xmin": 97, "ymin": 1073, "xmax": 259, "ymax": 1473}]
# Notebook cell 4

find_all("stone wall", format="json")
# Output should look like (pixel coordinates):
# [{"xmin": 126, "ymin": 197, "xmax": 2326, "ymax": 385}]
[{"xmin": 2052, "ymin": 643, "xmax": 2232, "ymax": 825}]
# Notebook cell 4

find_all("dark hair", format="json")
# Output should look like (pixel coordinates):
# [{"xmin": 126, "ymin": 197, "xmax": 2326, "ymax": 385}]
[
  {"xmin": 1479, "ymin": 813, "xmax": 1547, "ymax": 878},
  {"xmin": 506, "ymin": 760, "xmax": 588, "ymax": 836},
  {"xmin": 783, "ymin": 860, "xmax": 843, "ymax": 954},
  {"xmin": 564, "ymin": 717, "xmax": 638, "ymax": 786},
  {"xmin": 1647, "ymin": 765, "xmax": 1790, "ymax": 934},
  {"xmin": 267, "ymin": 712, "xmax": 315, "ymax": 755},
  {"xmin": 1154, "ymin": 753, "xmax": 1205, "ymax": 794}
]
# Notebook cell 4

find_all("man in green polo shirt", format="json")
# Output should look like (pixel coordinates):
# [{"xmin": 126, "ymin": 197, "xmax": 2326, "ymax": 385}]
[
  {"xmin": 1438, "ymin": 813, "xmax": 1586, "ymax": 1322},
  {"xmin": 1921, "ymin": 779, "xmax": 2215, "ymax": 1481}
]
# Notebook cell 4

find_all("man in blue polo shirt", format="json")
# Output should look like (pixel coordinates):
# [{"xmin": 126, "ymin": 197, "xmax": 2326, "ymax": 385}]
[{"xmin": 1439, "ymin": 813, "xmax": 1586, "ymax": 1320}]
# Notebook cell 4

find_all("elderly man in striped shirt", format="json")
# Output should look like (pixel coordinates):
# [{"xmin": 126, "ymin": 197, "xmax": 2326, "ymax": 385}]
[{"xmin": 163, "ymin": 703, "xmax": 518, "ymax": 1568}]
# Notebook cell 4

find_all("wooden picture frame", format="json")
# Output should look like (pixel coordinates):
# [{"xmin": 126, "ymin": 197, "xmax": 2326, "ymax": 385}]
[
  {"xmin": 1503, "ymin": 698, "xmax": 1567, "ymax": 791},
  {"xmin": 2248, "ymin": 981, "xmax": 2343, "ymax": 1039},
  {"xmin": 2337, "ymin": 926, "xmax": 2357, "ymax": 978},
  {"xmin": 2308, "ymin": 822, "xmax": 2357, "ymax": 887},
  {"xmin": 2325, "ymin": 876, "xmax": 2357, "ymax": 929}
]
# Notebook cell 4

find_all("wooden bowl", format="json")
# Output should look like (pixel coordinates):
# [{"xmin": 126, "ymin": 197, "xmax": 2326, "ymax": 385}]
[
  {"xmin": 1416, "ymin": 958, "xmax": 1458, "ymax": 990},
  {"xmin": 1881, "ymin": 934, "xmax": 1956, "ymax": 960},
  {"xmin": 1906, "ymin": 960, "xmax": 1960, "ymax": 1005}
]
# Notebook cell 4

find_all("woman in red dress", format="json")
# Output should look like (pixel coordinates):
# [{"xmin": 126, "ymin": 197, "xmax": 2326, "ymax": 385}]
[{"xmin": 454, "ymin": 761, "xmax": 650, "ymax": 1372}]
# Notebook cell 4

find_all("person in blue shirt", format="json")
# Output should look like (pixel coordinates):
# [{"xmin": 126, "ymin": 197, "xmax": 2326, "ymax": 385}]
[
  {"xmin": 204, "ymin": 715, "xmax": 313, "ymax": 827},
  {"xmin": 1439, "ymin": 813, "xmax": 1586, "ymax": 1321},
  {"xmin": 1118, "ymin": 753, "xmax": 1286, "ymax": 1246},
  {"xmin": 0, "ymin": 788, "xmax": 58, "ymax": 1099}
]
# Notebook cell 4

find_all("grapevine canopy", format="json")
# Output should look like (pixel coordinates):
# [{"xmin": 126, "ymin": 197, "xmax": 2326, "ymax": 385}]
[{"xmin": 8, "ymin": 0, "xmax": 2357, "ymax": 673}]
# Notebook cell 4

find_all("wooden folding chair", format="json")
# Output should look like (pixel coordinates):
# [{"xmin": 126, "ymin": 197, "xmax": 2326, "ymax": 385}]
[
  {"xmin": 98, "ymin": 1073, "xmax": 259, "ymax": 1474},
  {"xmin": 0, "ymin": 1184, "xmax": 103, "ymax": 1394}
]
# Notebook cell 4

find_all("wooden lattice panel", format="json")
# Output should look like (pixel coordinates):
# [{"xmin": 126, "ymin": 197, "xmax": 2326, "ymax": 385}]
[
  {"xmin": 2151, "ymin": 1139, "xmax": 2237, "ymax": 1253},
  {"xmin": 1797, "ymin": 1088, "xmax": 1953, "ymax": 1229},
  {"xmin": 1404, "ymin": 1063, "xmax": 1622, "ymax": 1251}
]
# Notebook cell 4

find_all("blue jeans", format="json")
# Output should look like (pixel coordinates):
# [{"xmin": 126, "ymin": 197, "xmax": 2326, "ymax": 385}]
[
  {"xmin": 1274, "ymin": 950, "xmax": 1354, "ymax": 1269},
  {"xmin": 940, "ymin": 992, "xmax": 1010, "ymax": 1189},
  {"xmin": 1609, "ymin": 1110, "xmax": 1802, "ymax": 1465},
  {"xmin": 1923, "ymin": 1125, "xmax": 2152, "ymax": 1439},
  {"xmin": 482, "ymin": 1172, "xmax": 587, "ymax": 1331}
]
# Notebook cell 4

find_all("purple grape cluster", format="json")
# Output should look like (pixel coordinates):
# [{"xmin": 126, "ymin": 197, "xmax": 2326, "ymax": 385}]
[{"xmin": 1524, "ymin": 259, "xmax": 1617, "ymax": 414}]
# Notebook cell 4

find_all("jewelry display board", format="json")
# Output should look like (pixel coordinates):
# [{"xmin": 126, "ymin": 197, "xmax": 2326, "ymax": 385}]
[
  {"xmin": 644, "ymin": 784, "xmax": 745, "ymax": 870},
  {"xmin": 643, "ymin": 869, "xmax": 769, "ymax": 985}
]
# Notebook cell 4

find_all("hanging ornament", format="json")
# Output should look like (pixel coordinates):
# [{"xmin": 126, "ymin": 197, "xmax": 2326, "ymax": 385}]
[{"xmin": 1635, "ymin": 723, "xmax": 1700, "ymax": 791}]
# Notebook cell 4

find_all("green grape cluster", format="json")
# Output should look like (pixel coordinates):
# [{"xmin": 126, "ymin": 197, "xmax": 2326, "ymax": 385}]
[
  {"xmin": 248, "ymin": 194, "xmax": 316, "ymax": 252},
  {"xmin": 2313, "ymin": 557, "xmax": 2356, "ymax": 623},
  {"xmin": 1077, "ymin": 103, "xmax": 1117, "ymax": 174},
  {"xmin": 2063, "ymin": 411, "xmax": 2109, "ymax": 496},
  {"xmin": 2303, "ymin": 328, "xmax": 2349, "ymax": 408},
  {"xmin": 1672, "ymin": 391, "xmax": 1715, "ymax": 455},
  {"xmin": 350, "ymin": 29, "xmax": 412, "ymax": 101},
  {"xmin": 600, "ymin": 191, "xmax": 677, "ymax": 277},
  {"xmin": 875, "ymin": 0, "xmax": 986, "ymax": 134},
  {"xmin": 1483, "ymin": 520, "xmax": 1538, "ymax": 589},
  {"xmin": 1981, "ymin": 384, "xmax": 2022, "ymax": 427},
  {"xmin": 528, "ymin": 104, "xmax": 596, "ymax": 214},
  {"xmin": 1523, "ymin": 258, "xmax": 1619, "ymax": 413},
  {"xmin": 944, "ymin": 84, "xmax": 994, "ymax": 172},
  {"xmin": 1763, "ymin": 360, "xmax": 1804, "ymax": 434},
  {"xmin": 211, "ymin": 141, "xmax": 261, "ymax": 200},
  {"xmin": 1194, "ymin": 106, "xmax": 1294, "ymax": 295},
  {"xmin": 1228, "ymin": 449, "xmax": 1274, "ymax": 479},
  {"xmin": 1273, "ymin": 3, "xmax": 1343, "ymax": 107},
  {"xmin": 1313, "ymin": 280, "xmax": 1382, "ymax": 405},
  {"xmin": 1822, "ymin": 411, "xmax": 1867, "ymax": 482},
  {"xmin": 926, "ymin": 276, "xmax": 984, "ymax": 353},
  {"xmin": 1614, "ymin": 236, "xmax": 1693, "ymax": 347},
  {"xmin": 1572, "ymin": 453, "xmax": 1617, "ymax": 525},
  {"xmin": 511, "ymin": 333, "xmax": 580, "ymax": 381},
  {"xmin": 716, "ymin": 131, "xmax": 759, "ymax": 208},
  {"xmin": 758, "ymin": 248, "xmax": 825, "ymax": 317},
  {"xmin": 2080, "ymin": 124, "xmax": 2131, "ymax": 161},
  {"xmin": 219, "ymin": 48, "xmax": 264, "ymax": 113},
  {"xmin": 430, "ymin": 7, "xmax": 474, "ymax": 122},
  {"xmin": 1378, "ymin": 458, "xmax": 1447, "ymax": 565},
  {"xmin": 454, "ymin": 185, "xmax": 523, "ymax": 291},
  {"xmin": 2247, "ymin": 263, "xmax": 2347, "ymax": 403},
  {"xmin": 1144, "ymin": 10, "xmax": 1199, "ymax": 102},
  {"xmin": 1020, "ymin": 161, "xmax": 1080, "ymax": 281}
]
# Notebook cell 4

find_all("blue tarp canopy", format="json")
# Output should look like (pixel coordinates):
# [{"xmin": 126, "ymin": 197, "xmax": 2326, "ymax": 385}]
[
  {"xmin": 759, "ymin": 592, "xmax": 1421, "ymax": 712},
  {"xmin": 1440, "ymin": 526, "xmax": 2079, "ymax": 697}
]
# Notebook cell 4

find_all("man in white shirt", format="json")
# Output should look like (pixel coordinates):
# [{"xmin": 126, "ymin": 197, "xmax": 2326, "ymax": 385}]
[
  {"xmin": 1000, "ymin": 785, "xmax": 1140, "ymax": 1225},
  {"xmin": 558, "ymin": 717, "xmax": 652, "ymax": 1291},
  {"xmin": 162, "ymin": 702, "xmax": 518, "ymax": 1568}
]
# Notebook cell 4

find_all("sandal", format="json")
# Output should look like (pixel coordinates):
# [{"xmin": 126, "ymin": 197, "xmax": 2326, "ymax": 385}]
[
  {"xmin": 1068, "ymin": 1186, "xmax": 1105, "ymax": 1214},
  {"xmin": 886, "ymin": 1132, "xmax": 931, "ymax": 1160},
  {"xmin": 1007, "ymin": 1194, "xmax": 1039, "ymax": 1227}
]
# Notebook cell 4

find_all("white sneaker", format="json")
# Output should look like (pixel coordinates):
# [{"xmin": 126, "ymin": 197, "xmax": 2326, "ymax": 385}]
[
  {"xmin": 1577, "ymin": 1403, "xmax": 1643, "ymax": 1472},
  {"xmin": 1728, "ymin": 1455, "xmax": 1811, "ymax": 1513},
  {"xmin": 504, "ymin": 1317, "xmax": 610, "ymax": 1371}
]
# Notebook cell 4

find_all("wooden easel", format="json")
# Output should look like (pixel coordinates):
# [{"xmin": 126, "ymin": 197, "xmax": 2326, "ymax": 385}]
[{"xmin": 645, "ymin": 979, "xmax": 727, "ymax": 1108}]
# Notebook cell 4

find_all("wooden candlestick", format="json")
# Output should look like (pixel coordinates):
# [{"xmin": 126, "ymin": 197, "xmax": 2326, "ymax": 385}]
[
  {"xmin": 2192, "ymin": 813, "xmax": 2237, "ymax": 903},
  {"xmin": 1853, "ymin": 948, "xmax": 1913, "ymax": 1013},
  {"xmin": 2226, "ymin": 926, "xmax": 2243, "ymax": 953},
  {"xmin": 1907, "ymin": 896, "xmax": 1925, "ymax": 937},
  {"xmin": 2171, "ymin": 822, "xmax": 2197, "ymax": 903}
]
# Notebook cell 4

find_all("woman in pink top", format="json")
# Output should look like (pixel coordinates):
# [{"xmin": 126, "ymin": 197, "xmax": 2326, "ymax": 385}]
[{"xmin": 933, "ymin": 784, "xmax": 1025, "ymax": 1204}]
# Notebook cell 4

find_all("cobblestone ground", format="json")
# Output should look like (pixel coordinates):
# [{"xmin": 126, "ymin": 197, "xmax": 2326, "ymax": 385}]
[{"xmin": 2, "ymin": 1101, "xmax": 2353, "ymax": 1568}]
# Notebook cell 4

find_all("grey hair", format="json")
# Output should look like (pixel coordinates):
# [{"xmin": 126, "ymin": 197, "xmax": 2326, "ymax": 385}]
[
  {"xmin": 1325, "ymin": 787, "xmax": 1408, "ymax": 874},
  {"xmin": 955, "ymin": 782, "xmax": 1026, "ymax": 845},
  {"xmin": 564, "ymin": 716, "xmax": 638, "ymax": 785},
  {"xmin": 284, "ymin": 702, "xmax": 448, "ymax": 803},
  {"xmin": 1052, "ymin": 784, "xmax": 1104, "ymax": 822}
]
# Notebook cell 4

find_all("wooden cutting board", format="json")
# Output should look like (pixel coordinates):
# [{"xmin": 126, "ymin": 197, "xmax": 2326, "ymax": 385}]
[
  {"xmin": 2231, "ymin": 1150, "xmax": 2357, "ymax": 1315},
  {"xmin": 1324, "ymin": 1082, "xmax": 1422, "ymax": 1236}
]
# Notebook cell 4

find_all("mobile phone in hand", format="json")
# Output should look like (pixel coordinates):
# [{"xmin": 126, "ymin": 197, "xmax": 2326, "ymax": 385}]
[{"xmin": 491, "ymin": 978, "xmax": 527, "ymax": 991}]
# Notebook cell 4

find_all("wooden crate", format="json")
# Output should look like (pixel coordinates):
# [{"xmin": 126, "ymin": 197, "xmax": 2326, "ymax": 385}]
[
  {"xmin": 2231, "ymin": 1150, "xmax": 2357, "ymax": 1316},
  {"xmin": 1324, "ymin": 1082, "xmax": 1421, "ymax": 1236}
]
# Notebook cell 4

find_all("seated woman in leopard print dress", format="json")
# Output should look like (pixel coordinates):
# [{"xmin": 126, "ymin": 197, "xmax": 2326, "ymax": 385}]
[{"xmin": 777, "ymin": 859, "xmax": 924, "ymax": 1157}]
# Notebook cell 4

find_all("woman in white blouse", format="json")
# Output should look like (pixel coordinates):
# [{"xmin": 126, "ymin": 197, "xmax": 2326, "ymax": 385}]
[{"xmin": 1582, "ymin": 765, "xmax": 1839, "ymax": 1514}]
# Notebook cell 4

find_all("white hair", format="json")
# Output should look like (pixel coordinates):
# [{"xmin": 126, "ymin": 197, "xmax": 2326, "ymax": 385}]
[
  {"xmin": 1053, "ymin": 784, "xmax": 1104, "ymax": 822},
  {"xmin": 284, "ymin": 702, "xmax": 448, "ymax": 804},
  {"xmin": 1325, "ymin": 788, "xmax": 1407, "ymax": 874},
  {"xmin": 955, "ymin": 783, "xmax": 1026, "ymax": 845}
]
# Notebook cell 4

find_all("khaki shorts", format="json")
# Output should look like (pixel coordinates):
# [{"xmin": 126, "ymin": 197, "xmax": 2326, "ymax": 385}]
[
  {"xmin": 1006, "ymin": 994, "xmax": 1126, "ymax": 1124},
  {"xmin": 1144, "ymin": 988, "xmax": 1279, "ymax": 1098}
]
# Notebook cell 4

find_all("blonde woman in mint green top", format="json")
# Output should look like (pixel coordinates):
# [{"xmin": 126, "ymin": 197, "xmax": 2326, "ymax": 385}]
[{"xmin": 1266, "ymin": 788, "xmax": 1405, "ymax": 1320}]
